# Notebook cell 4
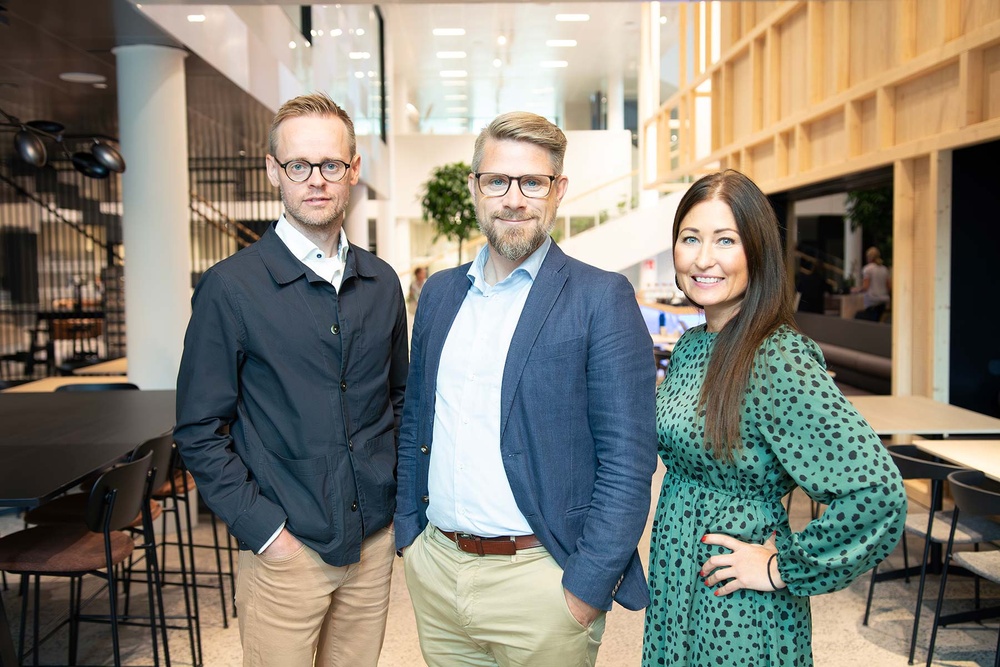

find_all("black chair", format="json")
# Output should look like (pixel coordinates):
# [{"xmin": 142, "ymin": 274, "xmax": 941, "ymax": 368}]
[
  {"xmin": 0, "ymin": 453, "xmax": 154, "ymax": 667},
  {"xmin": 926, "ymin": 470, "xmax": 1000, "ymax": 667},
  {"xmin": 862, "ymin": 444, "xmax": 1000, "ymax": 664},
  {"xmin": 54, "ymin": 382, "xmax": 139, "ymax": 392}
]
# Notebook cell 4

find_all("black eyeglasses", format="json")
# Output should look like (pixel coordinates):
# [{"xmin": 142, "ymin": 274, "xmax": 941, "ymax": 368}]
[
  {"xmin": 474, "ymin": 172, "xmax": 557, "ymax": 198},
  {"xmin": 275, "ymin": 158, "xmax": 351, "ymax": 183}
]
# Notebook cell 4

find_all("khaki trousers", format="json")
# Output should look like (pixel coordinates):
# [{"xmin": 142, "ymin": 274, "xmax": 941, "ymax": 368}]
[
  {"xmin": 403, "ymin": 524, "xmax": 606, "ymax": 667},
  {"xmin": 235, "ymin": 525, "xmax": 395, "ymax": 667}
]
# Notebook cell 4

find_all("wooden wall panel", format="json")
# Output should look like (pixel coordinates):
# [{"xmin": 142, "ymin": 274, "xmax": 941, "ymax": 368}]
[
  {"xmin": 915, "ymin": 0, "xmax": 945, "ymax": 56},
  {"xmin": 859, "ymin": 96, "xmax": 878, "ymax": 154},
  {"xmin": 730, "ymin": 51, "xmax": 753, "ymax": 141},
  {"xmin": 807, "ymin": 111, "xmax": 846, "ymax": 170},
  {"xmin": 850, "ymin": 0, "xmax": 898, "ymax": 86},
  {"xmin": 962, "ymin": 0, "xmax": 1000, "ymax": 36},
  {"xmin": 895, "ymin": 63, "xmax": 962, "ymax": 144},
  {"xmin": 778, "ymin": 7, "xmax": 809, "ymax": 120},
  {"xmin": 985, "ymin": 44, "xmax": 1000, "ymax": 121},
  {"xmin": 749, "ymin": 140, "xmax": 776, "ymax": 183},
  {"xmin": 820, "ymin": 1, "xmax": 839, "ymax": 99}
]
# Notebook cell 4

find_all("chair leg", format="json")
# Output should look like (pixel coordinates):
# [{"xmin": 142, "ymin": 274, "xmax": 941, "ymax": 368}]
[
  {"xmin": 32, "ymin": 575, "xmax": 40, "ymax": 667},
  {"xmin": 16, "ymin": 575, "xmax": 27, "ymax": 664},
  {"xmin": 180, "ymin": 493, "xmax": 204, "ymax": 666},
  {"xmin": 170, "ymin": 493, "xmax": 200, "ymax": 667},
  {"xmin": 926, "ymin": 542, "xmax": 956, "ymax": 667},
  {"xmin": 67, "ymin": 575, "xmax": 77, "ymax": 666},
  {"xmin": 902, "ymin": 533, "xmax": 910, "ymax": 584},
  {"xmin": 209, "ymin": 513, "xmax": 229, "ymax": 629},
  {"xmin": 863, "ymin": 562, "xmax": 878, "ymax": 626},
  {"xmin": 106, "ymin": 563, "xmax": 123, "ymax": 667},
  {"xmin": 908, "ymin": 534, "xmax": 936, "ymax": 665}
]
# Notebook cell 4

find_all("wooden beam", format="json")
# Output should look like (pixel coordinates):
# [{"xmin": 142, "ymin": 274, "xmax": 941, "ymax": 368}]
[
  {"xmin": 899, "ymin": 0, "xmax": 918, "ymax": 62},
  {"xmin": 892, "ymin": 157, "xmax": 916, "ymax": 396},
  {"xmin": 846, "ymin": 99, "xmax": 863, "ymax": 158},
  {"xmin": 929, "ymin": 150, "xmax": 952, "ymax": 402},
  {"xmin": 876, "ymin": 86, "xmax": 896, "ymax": 150},
  {"xmin": 807, "ymin": 1, "xmax": 824, "ymax": 104},
  {"xmin": 959, "ymin": 48, "xmax": 985, "ymax": 127},
  {"xmin": 832, "ymin": 0, "xmax": 851, "ymax": 91},
  {"xmin": 766, "ymin": 26, "xmax": 781, "ymax": 125},
  {"xmin": 751, "ymin": 37, "xmax": 764, "ymax": 132}
]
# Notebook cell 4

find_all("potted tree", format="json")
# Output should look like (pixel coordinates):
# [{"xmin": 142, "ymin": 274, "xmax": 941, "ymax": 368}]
[{"xmin": 420, "ymin": 161, "xmax": 478, "ymax": 265}]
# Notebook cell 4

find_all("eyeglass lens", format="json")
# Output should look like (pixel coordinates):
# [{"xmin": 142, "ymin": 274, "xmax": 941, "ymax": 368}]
[{"xmin": 284, "ymin": 160, "xmax": 348, "ymax": 183}]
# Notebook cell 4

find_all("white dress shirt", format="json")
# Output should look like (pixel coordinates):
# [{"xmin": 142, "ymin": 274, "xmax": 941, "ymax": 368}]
[
  {"xmin": 275, "ymin": 215, "xmax": 350, "ymax": 291},
  {"xmin": 258, "ymin": 215, "xmax": 350, "ymax": 553},
  {"xmin": 426, "ymin": 237, "xmax": 552, "ymax": 537}
]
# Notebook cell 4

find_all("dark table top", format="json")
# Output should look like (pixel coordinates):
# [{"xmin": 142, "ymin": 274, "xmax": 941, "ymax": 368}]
[{"xmin": 0, "ymin": 389, "xmax": 176, "ymax": 508}]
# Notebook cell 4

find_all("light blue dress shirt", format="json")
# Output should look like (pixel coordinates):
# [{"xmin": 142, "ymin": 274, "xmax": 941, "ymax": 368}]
[{"xmin": 426, "ymin": 237, "xmax": 553, "ymax": 537}]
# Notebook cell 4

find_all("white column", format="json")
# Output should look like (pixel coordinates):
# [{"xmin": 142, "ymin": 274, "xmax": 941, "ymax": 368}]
[
  {"xmin": 606, "ymin": 73, "xmax": 625, "ymax": 132},
  {"xmin": 113, "ymin": 45, "xmax": 191, "ymax": 390},
  {"xmin": 844, "ymin": 218, "xmax": 863, "ymax": 286},
  {"xmin": 344, "ymin": 183, "xmax": 370, "ymax": 251}
]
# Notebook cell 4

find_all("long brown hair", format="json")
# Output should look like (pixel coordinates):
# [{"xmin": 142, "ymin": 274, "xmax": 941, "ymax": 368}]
[{"xmin": 672, "ymin": 170, "xmax": 795, "ymax": 461}]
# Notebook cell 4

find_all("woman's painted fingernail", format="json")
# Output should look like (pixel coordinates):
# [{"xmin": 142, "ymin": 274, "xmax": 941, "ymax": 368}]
[
  {"xmin": 700, "ymin": 535, "xmax": 708, "ymax": 543},
  {"xmin": 713, "ymin": 590, "xmax": 721, "ymax": 597}
]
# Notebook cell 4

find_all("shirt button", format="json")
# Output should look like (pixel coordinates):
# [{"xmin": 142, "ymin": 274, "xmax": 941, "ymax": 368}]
[
  {"xmin": 421, "ymin": 495, "xmax": 429, "ymax": 504},
  {"xmin": 330, "ymin": 324, "xmax": 340, "ymax": 335},
  {"xmin": 419, "ymin": 445, "xmax": 430, "ymax": 455},
  {"xmin": 351, "ymin": 500, "xmax": 358, "ymax": 512},
  {"xmin": 340, "ymin": 381, "xmax": 347, "ymax": 392},
  {"xmin": 348, "ymin": 441, "xmax": 354, "ymax": 451}
]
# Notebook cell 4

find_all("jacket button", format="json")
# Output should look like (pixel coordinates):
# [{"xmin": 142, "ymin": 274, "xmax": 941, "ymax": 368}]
[
  {"xmin": 348, "ymin": 440, "xmax": 354, "ymax": 451},
  {"xmin": 340, "ymin": 380, "xmax": 347, "ymax": 392},
  {"xmin": 419, "ymin": 445, "xmax": 430, "ymax": 455},
  {"xmin": 330, "ymin": 324, "xmax": 340, "ymax": 335},
  {"xmin": 351, "ymin": 500, "xmax": 358, "ymax": 512},
  {"xmin": 421, "ymin": 495, "xmax": 429, "ymax": 504}
]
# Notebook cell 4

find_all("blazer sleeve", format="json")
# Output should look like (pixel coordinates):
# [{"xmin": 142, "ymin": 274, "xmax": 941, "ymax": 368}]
[
  {"xmin": 174, "ymin": 269, "xmax": 287, "ymax": 552},
  {"xmin": 560, "ymin": 275, "xmax": 658, "ymax": 609}
]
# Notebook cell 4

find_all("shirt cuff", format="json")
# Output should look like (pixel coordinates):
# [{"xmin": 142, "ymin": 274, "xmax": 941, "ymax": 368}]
[{"xmin": 257, "ymin": 521, "xmax": 286, "ymax": 554}]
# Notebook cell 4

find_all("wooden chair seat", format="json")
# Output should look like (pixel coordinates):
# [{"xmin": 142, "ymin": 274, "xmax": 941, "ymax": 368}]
[{"xmin": 0, "ymin": 525, "xmax": 134, "ymax": 574}]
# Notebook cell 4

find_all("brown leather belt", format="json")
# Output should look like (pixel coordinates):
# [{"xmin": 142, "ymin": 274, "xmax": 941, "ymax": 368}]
[{"xmin": 438, "ymin": 529, "xmax": 543, "ymax": 556}]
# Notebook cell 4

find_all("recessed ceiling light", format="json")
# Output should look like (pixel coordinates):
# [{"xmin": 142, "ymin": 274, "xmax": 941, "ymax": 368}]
[
  {"xmin": 497, "ymin": 36, "xmax": 507, "ymax": 46},
  {"xmin": 289, "ymin": 41, "xmax": 297, "ymax": 49},
  {"xmin": 440, "ymin": 70, "xmax": 467, "ymax": 78},
  {"xmin": 555, "ymin": 14, "xmax": 589, "ymax": 22},
  {"xmin": 447, "ymin": 107, "xmax": 468, "ymax": 113},
  {"xmin": 659, "ymin": 16, "xmax": 668, "ymax": 24},
  {"xmin": 187, "ymin": 14, "xmax": 206, "ymax": 23},
  {"xmin": 444, "ymin": 94, "xmax": 467, "ymax": 101},
  {"xmin": 540, "ymin": 61, "xmax": 568, "ymax": 68},
  {"xmin": 433, "ymin": 28, "xmax": 465, "ymax": 36},
  {"xmin": 493, "ymin": 59, "xmax": 502, "ymax": 68},
  {"xmin": 356, "ymin": 28, "xmax": 365, "ymax": 36},
  {"xmin": 59, "ymin": 72, "xmax": 107, "ymax": 84},
  {"xmin": 330, "ymin": 29, "xmax": 343, "ymax": 37},
  {"xmin": 349, "ymin": 52, "xmax": 370, "ymax": 60},
  {"xmin": 436, "ymin": 52, "xmax": 467, "ymax": 59},
  {"xmin": 546, "ymin": 40, "xmax": 577, "ymax": 47},
  {"xmin": 354, "ymin": 72, "xmax": 365, "ymax": 79}
]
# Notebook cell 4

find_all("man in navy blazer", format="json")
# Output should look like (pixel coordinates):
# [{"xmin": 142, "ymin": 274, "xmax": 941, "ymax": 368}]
[{"xmin": 395, "ymin": 111, "xmax": 656, "ymax": 666}]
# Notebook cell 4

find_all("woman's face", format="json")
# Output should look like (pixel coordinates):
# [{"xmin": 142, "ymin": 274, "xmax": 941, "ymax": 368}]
[{"xmin": 673, "ymin": 199, "xmax": 749, "ymax": 332}]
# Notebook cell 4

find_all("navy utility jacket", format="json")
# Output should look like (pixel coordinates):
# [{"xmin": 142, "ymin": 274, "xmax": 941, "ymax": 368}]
[{"xmin": 175, "ymin": 223, "xmax": 408, "ymax": 566}]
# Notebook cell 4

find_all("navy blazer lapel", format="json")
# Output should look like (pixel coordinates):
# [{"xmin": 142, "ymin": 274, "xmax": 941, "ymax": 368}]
[
  {"xmin": 500, "ymin": 244, "xmax": 569, "ymax": 437},
  {"xmin": 422, "ymin": 265, "xmax": 474, "ymax": 400}
]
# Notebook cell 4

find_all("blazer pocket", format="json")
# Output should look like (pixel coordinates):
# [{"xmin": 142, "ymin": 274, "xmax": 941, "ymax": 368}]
[
  {"xmin": 528, "ymin": 336, "xmax": 586, "ymax": 361},
  {"xmin": 356, "ymin": 430, "xmax": 397, "ymax": 520},
  {"xmin": 258, "ymin": 448, "xmax": 337, "ymax": 545}
]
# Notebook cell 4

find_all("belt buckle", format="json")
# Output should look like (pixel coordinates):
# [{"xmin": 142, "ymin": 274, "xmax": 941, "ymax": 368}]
[{"xmin": 456, "ymin": 532, "xmax": 485, "ymax": 556}]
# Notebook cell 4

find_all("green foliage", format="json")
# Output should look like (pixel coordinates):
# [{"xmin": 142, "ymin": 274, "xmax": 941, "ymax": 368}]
[
  {"xmin": 420, "ymin": 162, "xmax": 478, "ymax": 264},
  {"xmin": 846, "ymin": 186, "xmax": 893, "ymax": 262}
]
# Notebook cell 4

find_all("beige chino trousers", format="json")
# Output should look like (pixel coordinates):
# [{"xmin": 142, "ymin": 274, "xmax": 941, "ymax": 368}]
[
  {"xmin": 235, "ymin": 525, "xmax": 395, "ymax": 667},
  {"xmin": 403, "ymin": 524, "xmax": 606, "ymax": 667}
]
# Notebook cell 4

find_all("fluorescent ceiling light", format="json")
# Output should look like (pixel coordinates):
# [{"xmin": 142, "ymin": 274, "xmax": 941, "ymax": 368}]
[
  {"xmin": 555, "ymin": 14, "xmax": 589, "ymax": 22},
  {"xmin": 444, "ymin": 94, "xmax": 467, "ymax": 101},
  {"xmin": 546, "ymin": 40, "xmax": 577, "ymax": 47},
  {"xmin": 349, "ymin": 52, "xmax": 370, "ymax": 60},
  {"xmin": 436, "ymin": 52, "xmax": 467, "ymax": 59},
  {"xmin": 497, "ymin": 36, "xmax": 507, "ymax": 46},
  {"xmin": 540, "ymin": 61, "xmax": 568, "ymax": 68},
  {"xmin": 442, "ymin": 80, "xmax": 467, "ymax": 86},
  {"xmin": 433, "ymin": 28, "xmax": 466, "ymax": 36},
  {"xmin": 440, "ymin": 70, "xmax": 468, "ymax": 78},
  {"xmin": 187, "ymin": 14, "xmax": 206, "ymax": 23}
]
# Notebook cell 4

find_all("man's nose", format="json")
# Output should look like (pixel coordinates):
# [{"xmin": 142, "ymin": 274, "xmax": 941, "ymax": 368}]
[
  {"xmin": 501, "ymin": 179, "xmax": 527, "ymax": 207},
  {"xmin": 306, "ymin": 165, "xmax": 327, "ymax": 186}
]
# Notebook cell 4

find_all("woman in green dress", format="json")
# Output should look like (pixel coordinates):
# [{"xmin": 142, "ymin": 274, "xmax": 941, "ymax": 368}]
[{"xmin": 642, "ymin": 170, "xmax": 906, "ymax": 666}]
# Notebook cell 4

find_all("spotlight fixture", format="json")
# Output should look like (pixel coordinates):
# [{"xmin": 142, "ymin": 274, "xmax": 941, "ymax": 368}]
[{"xmin": 0, "ymin": 105, "xmax": 126, "ymax": 178}]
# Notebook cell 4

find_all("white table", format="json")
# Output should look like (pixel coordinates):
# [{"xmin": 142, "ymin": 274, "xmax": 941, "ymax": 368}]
[
  {"xmin": 847, "ymin": 395, "xmax": 1000, "ymax": 437},
  {"xmin": 913, "ymin": 440, "xmax": 1000, "ymax": 482}
]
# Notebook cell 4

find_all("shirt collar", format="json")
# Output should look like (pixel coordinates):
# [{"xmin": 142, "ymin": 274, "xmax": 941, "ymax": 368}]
[
  {"xmin": 467, "ymin": 236, "xmax": 552, "ymax": 288},
  {"xmin": 275, "ymin": 214, "xmax": 349, "ymax": 263}
]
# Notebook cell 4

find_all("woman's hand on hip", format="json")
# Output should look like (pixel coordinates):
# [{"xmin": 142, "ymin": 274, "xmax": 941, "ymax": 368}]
[{"xmin": 699, "ymin": 532, "xmax": 786, "ymax": 595}]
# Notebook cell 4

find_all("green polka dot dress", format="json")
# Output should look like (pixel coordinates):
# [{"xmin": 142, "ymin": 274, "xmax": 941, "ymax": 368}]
[{"xmin": 642, "ymin": 325, "xmax": 906, "ymax": 666}]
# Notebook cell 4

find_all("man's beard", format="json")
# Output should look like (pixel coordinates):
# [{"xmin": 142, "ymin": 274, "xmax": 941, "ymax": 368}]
[
  {"xmin": 280, "ymin": 184, "xmax": 348, "ymax": 230},
  {"xmin": 478, "ymin": 208, "xmax": 556, "ymax": 262}
]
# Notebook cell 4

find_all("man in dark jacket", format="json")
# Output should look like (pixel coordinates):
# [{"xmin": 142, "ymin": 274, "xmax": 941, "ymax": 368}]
[{"xmin": 175, "ymin": 93, "xmax": 408, "ymax": 667}]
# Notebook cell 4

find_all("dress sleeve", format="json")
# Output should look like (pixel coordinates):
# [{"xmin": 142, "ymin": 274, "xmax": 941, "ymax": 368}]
[{"xmin": 752, "ymin": 331, "xmax": 907, "ymax": 597}]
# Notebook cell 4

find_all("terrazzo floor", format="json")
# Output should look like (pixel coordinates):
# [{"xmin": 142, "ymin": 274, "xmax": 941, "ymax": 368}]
[{"xmin": 2, "ymin": 461, "xmax": 998, "ymax": 666}]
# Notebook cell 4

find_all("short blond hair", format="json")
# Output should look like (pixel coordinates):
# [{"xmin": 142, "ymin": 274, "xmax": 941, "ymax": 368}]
[
  {"xmin": 268, "ymin": 93, "xmax": 356, "ymax": 158},
  {"xmin": 471, "ymin": 111, "xmax": 567, "ymax": 174}
]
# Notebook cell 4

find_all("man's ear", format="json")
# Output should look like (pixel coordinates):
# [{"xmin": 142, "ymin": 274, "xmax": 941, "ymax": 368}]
[
  {"xmin": 265, "ymin": 155, "xmax": 281, "ymax": 188},
  {"xmin": 552, "ymin": 175, "xmax": 569, "ymax": 205},
  {"xmin": 348, "ymin": 153, "xmax": 362, "ymax": 186}
]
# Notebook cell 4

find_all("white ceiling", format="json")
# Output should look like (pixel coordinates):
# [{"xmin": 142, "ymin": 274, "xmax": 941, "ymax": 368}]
[{"xmin": 385, "ymin": 2, "xmax": 644, "ymax": 131}]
